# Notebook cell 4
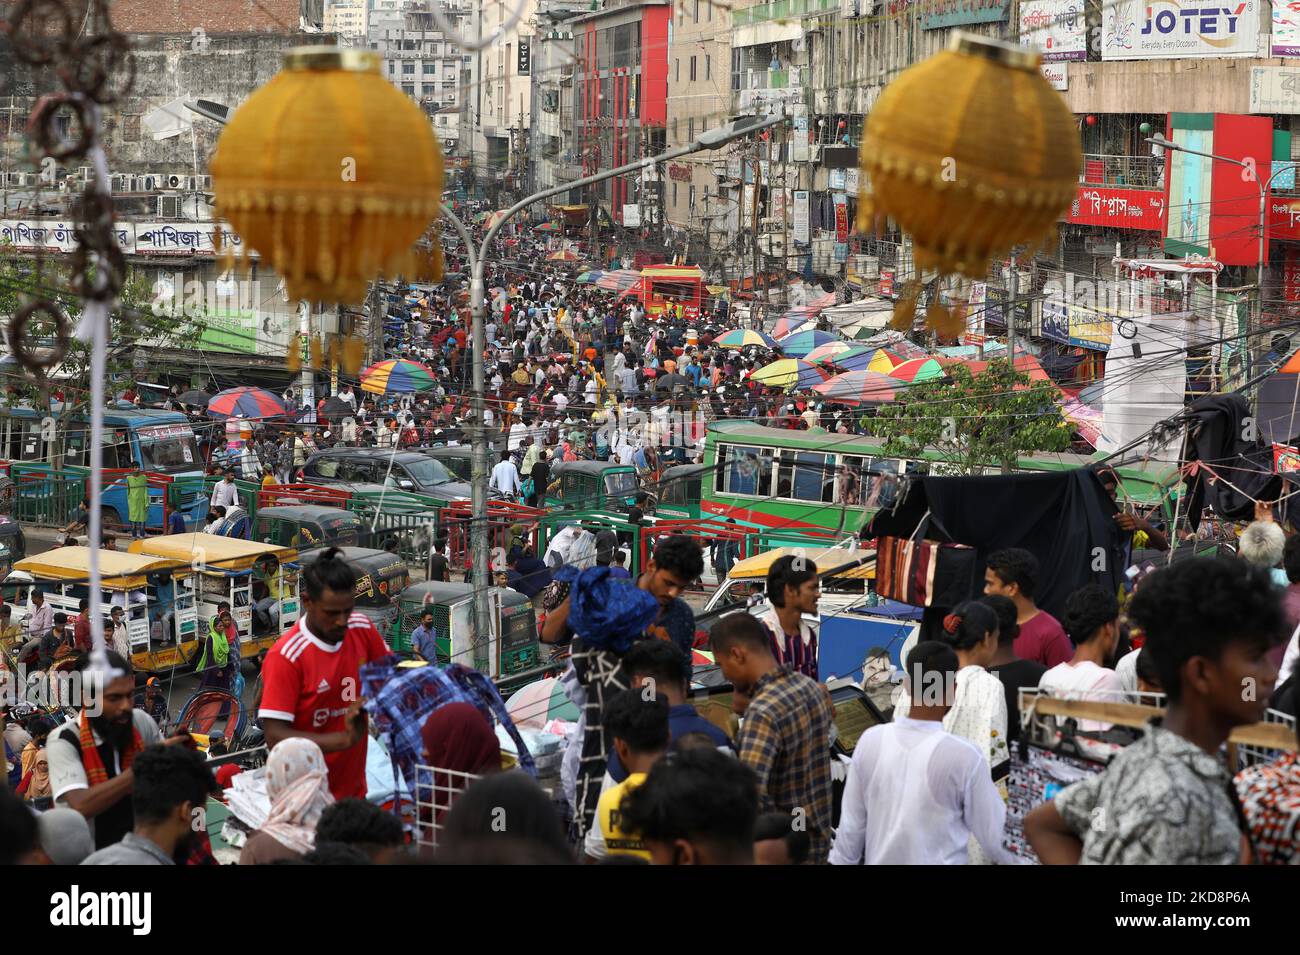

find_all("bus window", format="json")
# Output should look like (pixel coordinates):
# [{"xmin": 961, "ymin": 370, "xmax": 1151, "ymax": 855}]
[
  {"xmin": 837, "ymin": 455, "xmax": 869, "ymax": 506},
  {"xmin": 777, "ymin": 451, "xmax": 832, "ymax": 502},
  {"xmin": 724, "ymin": 447, "xmax": 773, "ymax": 497}
]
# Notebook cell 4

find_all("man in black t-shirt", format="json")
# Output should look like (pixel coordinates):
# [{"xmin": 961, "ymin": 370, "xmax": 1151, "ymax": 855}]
[
  {"xmin": 982, "ymin": 595, "xmax": 1046, "ymax": 744},
  {"xmin": 428, "ymin": 535, "xmax": 451, "ymax": 583}
]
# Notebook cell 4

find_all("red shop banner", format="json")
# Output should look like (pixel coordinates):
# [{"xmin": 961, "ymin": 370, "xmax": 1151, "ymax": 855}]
[
  {"xmin": 1063, "ymin": 186, "xmax": 1165, "ymax": 232},
  {"xmin": 1284, "ymin": 246, "xmax": 1300, "ymax": 304},
  {"xmin": 834, "ymin": 194, "xmax": 849, "ymax": 243},
  {"xmin": 1269, "ymin": 197, "xmax": 1300, "ymax": 242}
]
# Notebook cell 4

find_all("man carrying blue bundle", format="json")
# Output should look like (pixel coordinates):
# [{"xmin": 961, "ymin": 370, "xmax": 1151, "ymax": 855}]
[{"xmin": 546, "ymin": 535, "xmax": 704, "ymax": 841}]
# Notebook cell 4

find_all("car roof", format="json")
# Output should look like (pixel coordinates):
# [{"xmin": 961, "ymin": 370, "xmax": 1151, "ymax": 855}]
[{"xmin": 308, "ymin": 448, "xmax": 426, "ymax": 462}]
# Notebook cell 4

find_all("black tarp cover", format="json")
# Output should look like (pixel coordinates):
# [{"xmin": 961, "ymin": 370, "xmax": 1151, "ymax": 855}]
[{"xmin": 866, "ymin": 467, "xmax": 1127, "ymax": 622}]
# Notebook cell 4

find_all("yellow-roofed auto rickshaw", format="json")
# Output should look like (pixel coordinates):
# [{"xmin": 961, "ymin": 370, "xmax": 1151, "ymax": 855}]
[
  {"xmin": 702, "ymin": 545, "xmax": 876, "ymax": 617},
  {"xmin": 128, "ymin": 534, "xmax": 301, "ymax": 667},
  {"xmin": 10, "ymin": 547, "xmax": 185, "ymax": 671}
]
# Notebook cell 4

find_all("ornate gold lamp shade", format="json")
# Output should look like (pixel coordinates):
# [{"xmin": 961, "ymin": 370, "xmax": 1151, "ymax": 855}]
[
  {"xmin": 210, "ymin": 47, "xmax": 444, "ymax": 305},
  {"xmin": 857, "ymin": 32, "xmax": 1082, "ymax": 334}
]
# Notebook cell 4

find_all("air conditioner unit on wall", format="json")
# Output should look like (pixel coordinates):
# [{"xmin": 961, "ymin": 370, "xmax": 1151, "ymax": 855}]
[
  {"xmin": 195, "ymin": 175, "xmax": 212, "ymax": 190},
  {"xmin": 165, "ymin": 173, "xmax": 184, "ymax": 189}
]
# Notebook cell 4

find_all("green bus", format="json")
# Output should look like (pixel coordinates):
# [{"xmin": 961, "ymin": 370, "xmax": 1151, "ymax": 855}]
[{"xmin": 701, "ymin": 420, "xmax": 1177, "ymax": 536}]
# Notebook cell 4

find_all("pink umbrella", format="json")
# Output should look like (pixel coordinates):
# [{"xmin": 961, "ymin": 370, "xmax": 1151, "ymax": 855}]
[{"xmin": 812, "ymin": 370, "xmax": 897, "ymax": 405}]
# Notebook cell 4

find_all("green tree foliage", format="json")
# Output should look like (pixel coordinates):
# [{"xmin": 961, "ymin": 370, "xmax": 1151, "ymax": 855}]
[
  {"xmin": 0, "ymin": 241, "xmax": 198, "ymax": 408},
  {"xmin": 871, "ymin": 359, "xmax": 1072, "ymax": 474}
]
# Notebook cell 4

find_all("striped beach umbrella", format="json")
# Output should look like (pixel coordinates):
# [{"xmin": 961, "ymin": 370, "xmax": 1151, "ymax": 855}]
[
  {"xmin": 888, "ymin": 358, "xmax": 946, "ymax": 383},
  {"xmin": 771, "ymin": 316, "xmax": 811, "ymax": 339},
  {"xmin": 804, "ymin": 343, "xmax": 899, "ymax": 374},
  {"xmin": 777, "ymin": 328, "xmax": 844, "ymax": 358},
  {"xmin": 360, "ymin": 358, "xmax": 437, "ymax": 394},
  {"xmin": 812, "ymin": 370, "xmax": 898, "ymax": 405},
  {"xmin": 752, "ymin": 358, "xmax": 832, "ymax": 391},
  {"xmin": 207, "ymin": 387, "xmax": 287, "ymax": 420},
  {"xmin": 715, "ymin": 329, "xmax": 779, "ymax": 349}
]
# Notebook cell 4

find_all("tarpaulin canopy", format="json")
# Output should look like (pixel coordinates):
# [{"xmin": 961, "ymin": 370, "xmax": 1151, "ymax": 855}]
[
  {"xmin": 1113, "ymin": 256, "xmax": 1224, "ymax": 280},
  {"xmin": 866, "ymin": 467, "xmax": 1127, "ymax": 622}
]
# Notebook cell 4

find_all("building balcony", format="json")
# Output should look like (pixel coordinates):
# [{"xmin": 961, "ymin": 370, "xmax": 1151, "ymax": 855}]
[
  {"xmin": 1079, "ymin": 154, "xmax": 1163, "ymax": 191},
  {"xmin": 555, "ymin": 162, "xmax": 584, "ymax": 181},
  {"xmin": 732, "ymin": 85, "xmax": 803, "ymax": 116},
  {"xmin": 732, "ymin": 0, "xmax": 837, "ymax": 27}
]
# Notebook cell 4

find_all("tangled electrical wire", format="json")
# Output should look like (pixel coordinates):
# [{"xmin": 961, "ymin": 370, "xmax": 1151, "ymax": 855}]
[{"xmin": 3, "ymin": 0, "xmax": 134, "ymax": 388}]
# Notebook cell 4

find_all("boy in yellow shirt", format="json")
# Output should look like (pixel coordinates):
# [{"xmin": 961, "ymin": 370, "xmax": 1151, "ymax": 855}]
[{"xmin": 583, "ymin": 689, "xmax": 669, "ymax": 863}]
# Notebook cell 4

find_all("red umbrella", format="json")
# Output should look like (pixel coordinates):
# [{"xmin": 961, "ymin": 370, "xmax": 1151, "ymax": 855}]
[{"xmin": 207, "ymin": 386, "xmax": 287, "ymax": 419}]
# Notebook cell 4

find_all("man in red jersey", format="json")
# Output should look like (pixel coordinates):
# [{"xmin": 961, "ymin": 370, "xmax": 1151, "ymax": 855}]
[{"xmin": 258, "ymin": 547, "xmax": 390, "ymax": 800}]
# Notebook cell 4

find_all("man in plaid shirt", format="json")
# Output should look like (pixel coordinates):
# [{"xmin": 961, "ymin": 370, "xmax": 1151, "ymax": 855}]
[{"xmin": 711, "ymin": 612, "xmax": 835, "ymax": 863}]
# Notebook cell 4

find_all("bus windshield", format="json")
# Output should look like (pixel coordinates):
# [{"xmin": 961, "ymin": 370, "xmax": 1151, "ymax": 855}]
[{"xmin": 136, "ymin": 424, "xmax": 200, "ymax": 473}]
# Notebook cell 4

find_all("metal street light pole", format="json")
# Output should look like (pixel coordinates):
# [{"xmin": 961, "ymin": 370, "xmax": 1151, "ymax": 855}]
[
  {"xmin": 1147, "ymin": 134, "xmax": 1289, "ymax": 385},
  {"xmin": 451, "ymin": 114, "xmax": 784, "ymax": 654}
]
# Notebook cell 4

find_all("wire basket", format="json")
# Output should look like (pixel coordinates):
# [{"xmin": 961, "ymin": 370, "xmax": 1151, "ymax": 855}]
[{"xmin": 411, "ymin": 763, "xmax": 483, "ymax": 852}]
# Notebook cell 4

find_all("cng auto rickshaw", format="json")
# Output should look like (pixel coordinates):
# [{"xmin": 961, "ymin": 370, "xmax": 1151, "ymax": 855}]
[
  {"xmin": 393, "ymin": 580, "xmax": 539, "ymax": 685},
  {"xmin": 545, "ymin": 460, "xmax": 640, "ymax": 512},
  {"xmin": 11, "ymin": 547, "xmax": 182, "ymax": 669},
  {"xmin": 128, "ymin": 534, "xmax": 300, "ymax": 667},
  {"xmin": 0, "ymin": 514, "xmax": 27, "ymax": 578},
  {"xmin": 338, "ymin": 546, "xmax": 410, "ymax": 635},
  {"xmin": 654, "ymin": 464, "xmax": 706, "ymax": 520},
  {"xmin": 253, "ymin": 505, "xmax": 363, "ymax": 551}
]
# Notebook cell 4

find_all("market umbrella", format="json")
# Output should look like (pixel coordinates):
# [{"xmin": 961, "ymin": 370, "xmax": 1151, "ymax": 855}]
[
  {"xmin": 776, "ymin": 328, "xmax": 844, "ymax": 358},
  {"xmin": 595, "ymin": 269, "xmax": 642, "ymax": 292},
  {"xmin": 888, "ymin": 358, "xmax": 946, "ymax": 383},
  {"xmin": 812, "ymin": 370, "xmax": 898, "ymax": 405},
  {"xmin": 691, "ymin": 648, "xmax": 715, "ymax": 667},
  {"xmin": 207, "ymin": 386, "xmax": 287, "ymax": 420},
  {"xmin": 837, "ymin": 347, "xmax": 902, "ymax": 374},
  {"xmin": 804, "ymin": 343, "xmax": 899, "ymax": 373},
  {"xmin": 715, "ymin": 329, "xmax": 779, "ymax": 349},
  {"xmin": 576, "ymin": 270, "xmax": 605, "ymax": 284},
  {"xmin": 177, "ymin": 389, "xmax": 212, "ymax": 407},
  {"xmin": 535, "ymin": 222, "xmax": 561, "ymax": 233},
  {"xmin": 360, "ymin": 358, "xmax": 437, "ymax": 394},
  {"xmin": 752, "ymin": 358, "xmax": 831, "ymax": 391},
  {"xmin": 506, "ymin": 677, "xmax": 580, "ymax": 730},
  {"xmin": 771, "ymin": 316, "xmax": 811, "ymax": 339},
  {"xmin": 546, "ymin": 249, "xmax": 582, "ymax": 262}
]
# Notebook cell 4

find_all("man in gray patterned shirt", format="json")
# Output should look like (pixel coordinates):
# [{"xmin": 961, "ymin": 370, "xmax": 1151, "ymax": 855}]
[{"xmin": 1025, "ymin": 558, "xmax": 1285, "ymax": 864}]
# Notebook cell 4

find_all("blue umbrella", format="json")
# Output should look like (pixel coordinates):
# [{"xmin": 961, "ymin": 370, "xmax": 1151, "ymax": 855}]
[{"xmin": 777, "ymin": 329, "xmax": 844, "ymax": 358}]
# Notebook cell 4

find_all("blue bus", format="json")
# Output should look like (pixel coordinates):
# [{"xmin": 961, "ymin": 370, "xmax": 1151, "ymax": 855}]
[{"xmin": 0, "ymin": 407, "xmax": 208, "ymax": 529}]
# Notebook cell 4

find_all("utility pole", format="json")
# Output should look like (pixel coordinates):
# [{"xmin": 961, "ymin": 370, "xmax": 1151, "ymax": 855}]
[
  {"xmin": 751, "ymin": 142, "xmax": 763, "ymax": 305},
  {"xmin": 1007, "ymin": 254, "xmax": 1018, "ymax": 360}
]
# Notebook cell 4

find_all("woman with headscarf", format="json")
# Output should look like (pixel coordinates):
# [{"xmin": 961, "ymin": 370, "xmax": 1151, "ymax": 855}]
[
  {"xmin": 239, "ymin": 738, "xmax": 334, "ymax": 864},
  {"xmin": 19, "ymin": 748, "xmax": 51, "ymax": 803},
  {"xmin": 420, "ymin": 702, "xmax": 502, "ymax": 831}
]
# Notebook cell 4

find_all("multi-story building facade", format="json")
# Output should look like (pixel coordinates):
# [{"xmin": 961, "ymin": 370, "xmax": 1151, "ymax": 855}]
[
  {"xmin": 664, "ymin": 0, "xmax": 734, "ymax": 271},
  {"xmin": 531, "ymin": 13, "xmax": 582, "ymax": 201},
  {"xmin": 368, "ymin": 0, "xmax": 468, "ymax": 116},
  {"xmin": 324, "ymin": 0, "xmax": 368, "ymax": 37},
  {"xmin": 0, "ymin": 4, "xmax": 343, "ymax": 377},
  {"xmin": 569, "ymin": 1, "xmax": 671, "ymax": 228}
]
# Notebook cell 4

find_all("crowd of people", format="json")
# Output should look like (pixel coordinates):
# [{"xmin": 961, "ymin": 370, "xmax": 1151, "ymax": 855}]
[{"xmin": 1, "ymin": 210, "xmax": 1298, "ymax": 869}]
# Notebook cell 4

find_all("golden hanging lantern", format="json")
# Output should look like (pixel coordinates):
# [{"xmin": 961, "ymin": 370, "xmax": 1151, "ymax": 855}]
[
  {"xmin": 210, "ymin": 47, "xmax": 444, "ymax": 305},
  {"xmin": 857, "ymin": 32, "xmax": 1081, "ymax": 330}
]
